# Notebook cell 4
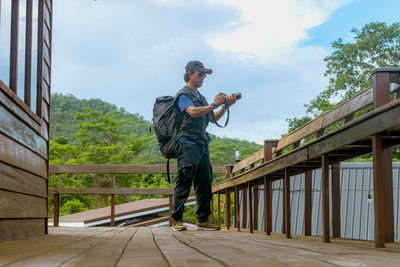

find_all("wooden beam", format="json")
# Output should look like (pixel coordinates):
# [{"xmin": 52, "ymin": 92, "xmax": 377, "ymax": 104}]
[
  {"xmin": 331, "ymin": 163, "xmax": 341, "ymax": 238},
  {"xmin": 110, "ymin": 174, "xmax": 116, "ymax": 226},
  {"xmin": 248, "ymin": 182, "xmax": 253, "ymax": 234},
  {"xmin": 49, "ymin": 188, "xmax": 180, "ymax": 195},
  {"xmin": 232, "ymin": 149, "xmax": 263, "ymax": 173},
  {"xmin": 50, "ymin": 164, "xmax": 226, "ymax": 174},
  {"xmin": 322, "ymin": 155, "xmax": 330, "ymax": 243},
  {"xmin": 211, "ymin": 194, "xmax": 214, "ymax": 224},
  {"xmin": 304, "ymin": 170, "xmax": 312, "ymax": 236},
  {"xmin": 284, "ymin": 168, "xmax": 291, "ymax": 238}
]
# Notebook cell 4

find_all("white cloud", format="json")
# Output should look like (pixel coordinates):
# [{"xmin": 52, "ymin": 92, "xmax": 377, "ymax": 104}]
[{"xmin": 207, "ymin": 0, "xmax": 354, "ymax": 62}]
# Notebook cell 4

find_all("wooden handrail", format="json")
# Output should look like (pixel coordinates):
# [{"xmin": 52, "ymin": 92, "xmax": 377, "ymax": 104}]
[{"xmin": 49, "ymin": 164, "xmax": 224, "ymax": 228}]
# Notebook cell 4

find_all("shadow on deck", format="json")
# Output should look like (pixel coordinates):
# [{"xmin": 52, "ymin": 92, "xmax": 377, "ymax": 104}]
[{"xmin": 1, "ymin": 227, "xmax": 400, "ymax": 266}]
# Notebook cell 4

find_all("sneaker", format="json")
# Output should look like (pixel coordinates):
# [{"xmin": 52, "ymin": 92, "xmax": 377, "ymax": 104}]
[
  {"xmin": 196, "ymin": 220, "xmax": 221, "ymax": 231},
  {"xmin": 171, "ymin": 221, "xmax": 187, "ymax": 231}
]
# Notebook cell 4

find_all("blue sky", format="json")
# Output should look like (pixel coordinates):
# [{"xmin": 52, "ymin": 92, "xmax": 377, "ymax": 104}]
[{"xmin": 2, "ymin": 0, "xmax": 399, "ymax": 144}]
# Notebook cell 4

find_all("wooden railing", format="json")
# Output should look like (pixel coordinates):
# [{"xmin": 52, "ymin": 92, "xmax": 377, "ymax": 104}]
[
  {"xmin": 212, "ymin": 68, "xmax": 400, "ymax": 248},
  {"xmin": 49, "ymin": 164, "xmax": 225, "ymax": 227}
]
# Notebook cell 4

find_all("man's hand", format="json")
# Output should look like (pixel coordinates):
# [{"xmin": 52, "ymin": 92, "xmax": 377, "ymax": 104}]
[
  {"xmin": 214, "ymin": 93, "xmax": 225, "ymax": 106},
  {"xmin": 223, "ymin": 94, "xmax": 237, "ymax": 109}
]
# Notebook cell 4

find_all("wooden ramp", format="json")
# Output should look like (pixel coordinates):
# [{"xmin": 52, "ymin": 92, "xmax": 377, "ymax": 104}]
[{"xmin": 1, "ymin": 227, "xmax": 400, "ymax": 266}]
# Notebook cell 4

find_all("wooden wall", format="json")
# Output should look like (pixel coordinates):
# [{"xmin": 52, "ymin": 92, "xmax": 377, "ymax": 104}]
[{"xmin": 0, "ymin": 0, "xmax": 52, "ymax": 240}]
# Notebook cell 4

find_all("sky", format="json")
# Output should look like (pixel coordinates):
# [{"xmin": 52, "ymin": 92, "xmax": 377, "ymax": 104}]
[{"xmin": 2, "ymin": 0, "xmax": 400, "ymax": 144}]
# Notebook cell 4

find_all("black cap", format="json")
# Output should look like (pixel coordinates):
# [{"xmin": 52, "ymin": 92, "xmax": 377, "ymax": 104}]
[{"xmin": 185, "ymin": 60, "xmax": 213, "ymax": 74}]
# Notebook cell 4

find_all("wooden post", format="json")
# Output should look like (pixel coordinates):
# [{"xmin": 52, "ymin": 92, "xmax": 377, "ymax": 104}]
[
  {"xmin": 242, "ymin": 188, "xmax": 247, "ymax": 229},
  {"xmin": 235, "ymin": 186, "xmax": 240, "ymax": 231},
  {"xmin": 110, "ymin": 174, "xmax": 116, "ymax": 226},
  {"xmin": 211, "ymin": 193, "xmax": 214, "ymax": 224},
  {"xmin": 248, "ymin": 182, "xmax": 253, "ymax": 234},
  {"xmin": 372, "ymin": 135, "xmax": 386, "ymax": 248},
  {"xmin": 331, "ymin": 163, "xmax": 341, "ymax": 238},
  {"xmin": 53, "ymin": 174, "xmax": 61, "ymax": 227},
  {"xmin": 218, "ymin": 191, "xmax": 221, "ymax": 226},
  {"xmin": 371, "ymin": 69, "xmax": 396, "ymax": 245},
  {"xmin": 284, "ymin": 168, "xmax": 291, "ymax": 238},
  {"xmin": 168, "ymin": 180, "xmax": 173, "ymax": 227},
  {"xmin": 304, "ymin": 170, "xmax": 312, "ymax": 236},
  {"xmin": 10, "ymin": 0, "xmax": 19, "ymax": 92},
  {"xmin": 254, "ymin": 186, "xmax": 258, "ymax": 231},
  {"xmin": 282, "ymin": 178, "xmax": 286, "ymax": 234},
  {"xmin": 264, "ymin": 176, "xmax": 272, "ymax": 235},
  {"xmin": 322, "ymin": 155, "xmax": 330, "ymax": 243},
  {"xmin": 24, "ymin": 0, "xmax": 33, "ymax": 107},
  {"xmin": 226, "ymin": 189, "xmax": 231, "ymax": 229}
]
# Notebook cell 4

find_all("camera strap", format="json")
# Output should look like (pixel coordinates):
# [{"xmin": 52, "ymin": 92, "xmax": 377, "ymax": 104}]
[{"xmin": 210, "ymin": 109, "xmax": 230, "ymax": 128}]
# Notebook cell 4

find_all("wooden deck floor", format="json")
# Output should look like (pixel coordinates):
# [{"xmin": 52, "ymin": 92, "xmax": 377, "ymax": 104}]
[{"xmin": 1, "ymin": 227, "xmax": 400, "ymax": 266}]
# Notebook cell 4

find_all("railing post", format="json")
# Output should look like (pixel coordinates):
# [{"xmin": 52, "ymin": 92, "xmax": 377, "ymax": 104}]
[
  {"xmin": 110, "ymin": 174, "xmax": 116, "ymax": 226},
  {"xmin": 242, "ymin": 188, "xmax": 247, "ymax": 229},
  {"xmin": 322, "ymin": 155, "xmax": 330, "ymax": 243},
  {"xmin": 304, "ymin": 170, "xmax": 312, "ymax": 236},
  {"xmin": 235, "ymin": 186, "xmax": 240, "ymax": 231},
  {"xmin": 248, "ymin": 182, "xmax": 253, "ymax": 234},
  {"xmin": 284, "ymin": 168, "xmax": 291, "ymax": 238},
  {"xmin": 53, "ymin": 174, "xmax": 61, "ymax": 227},
  {"xmin": 217, "ymin": 191, "xmax": 221, "ymax": 226},
  {"xmin": 371, "ymin": 68, "xmax": 399, "ymax": 246},
  {"xmin": 169, "ymin": 179, "xmax": 173, "ymax": 227},
  {"xmin": 331, "ymin": 163, "xmax": 341, "ymax": 238},
  {"xmin": 264, "ymin": 176, "xmax": 272, "ymax": 235},
  {"xmin": 211, "ymin": 193, "xmax": 214, "ymax": 224},
  {"xmin": 253, "ymin": 185, "xmax": 258, "ymax": 231},
  {"xmin": 226, "ymin": 189, "xmax": 231, "ymax": 229}
]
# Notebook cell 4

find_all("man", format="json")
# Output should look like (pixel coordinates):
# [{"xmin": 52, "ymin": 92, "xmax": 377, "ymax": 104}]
[{"xmin": 171, "ymin": 60, "xmax": 236, "ymax": 231}]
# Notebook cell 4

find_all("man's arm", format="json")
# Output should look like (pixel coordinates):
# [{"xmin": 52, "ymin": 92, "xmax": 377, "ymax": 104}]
[{"xmin": 185, "ymin": 104, "xmax": 218, "ymax": 118}]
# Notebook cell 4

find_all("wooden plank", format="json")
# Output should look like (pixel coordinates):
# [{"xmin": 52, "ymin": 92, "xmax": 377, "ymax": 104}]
[
  {"xmin": 43, "ymin": 42, "xmax": 51, "ymax": 66},
  {"xmin": 54, "ymin": 229, "xmax": 135, "ymax": 266},
  {"xmin": 304, "ymin": 170, "xmax": 312, "ymax": 236},
  {"xmin": 0, "ymin": 190, "xmax": 47, "ymax": 218},
  {"xmin": 0, "ymin": 81, "xmax": 42, "ymax": 125},
  {"xmin": 43, "ymin": 3, "xmax": 51, "ymax": 29},
  {"xmin": 331, "ymin": 163, "xmax": 341, "ymax": 238},
  {"xmin": 0, "ymin": 161, "xmax": 47, "ymax": 197},
  {"xmin": 242, "ymin": 188, "xmax": 247, "ymax": 228},
  {"xmin": 0, "ymin": 219, "xmax": 45, "ymax": 240},
  {"xmin": 117, "ymin": 228, "xmax": 168, "ymax": 267},
  {"xmin": 322, "ymin": 155, "xmax": 330, "ymax": 243},
  {"xmin": 0, "ymin": 132, "xmax": 47, "ymax": 178},
  {"xmin": 42, "ymin": 79, "xmax": 50, "ymax": 104},
  {"xmin": 217, "ymin": 191, "xmax": 221, "ymax": 226},
  {"xmin": 42, "ymin": 61, "xmax": 51, "ymax": 86},
  {"xmin": 232, "ymin": 149, "xmax": 263, "ymax": 173},
  {"xmin": 151, "ymin": 228, "xmax": 225, "ymax": 266},
  {"xmin": 43, "ymin": 22, "xmax": 51, "ymax": 48},
  {"xmin": 49, "ymin": 188, "xmax": 181, "ymax": 195},
  {"xmin": 0, "ymin": 104, "xmax": 48, "ymax": 159},
  {"xmin": 253, "ymin": 185, "xmax": 258, "ymax": 230},
  {"xmin": 226, "ymin": 189, "xmax": 230, "ymax": 229},
  {"xmin": 41, "ymin": 100, "xmax": 49, "ymax": 123},
  {"xmin": 264, "ymin": 177, "xmax": 272, "ymax": 235},
  {"xmin": 50, "ymin": 164, "xmax": 226, "ymax": 174}
]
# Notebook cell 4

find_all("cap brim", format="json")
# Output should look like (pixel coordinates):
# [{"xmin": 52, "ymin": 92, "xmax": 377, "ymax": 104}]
[{"xmin": 199, "ymin": 68, "xmax": 213, "ymax": 74}]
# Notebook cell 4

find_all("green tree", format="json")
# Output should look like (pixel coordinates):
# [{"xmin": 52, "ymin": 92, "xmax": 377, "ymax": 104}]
[{"xmin": 287, "ymin": 21, "xmax": 400, "ymax": 130}]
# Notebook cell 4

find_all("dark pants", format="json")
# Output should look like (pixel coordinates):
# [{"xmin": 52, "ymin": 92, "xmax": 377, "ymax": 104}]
[{"xmin": 172, "ymin": 142, "xmax": 213, "ymax": 222}]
